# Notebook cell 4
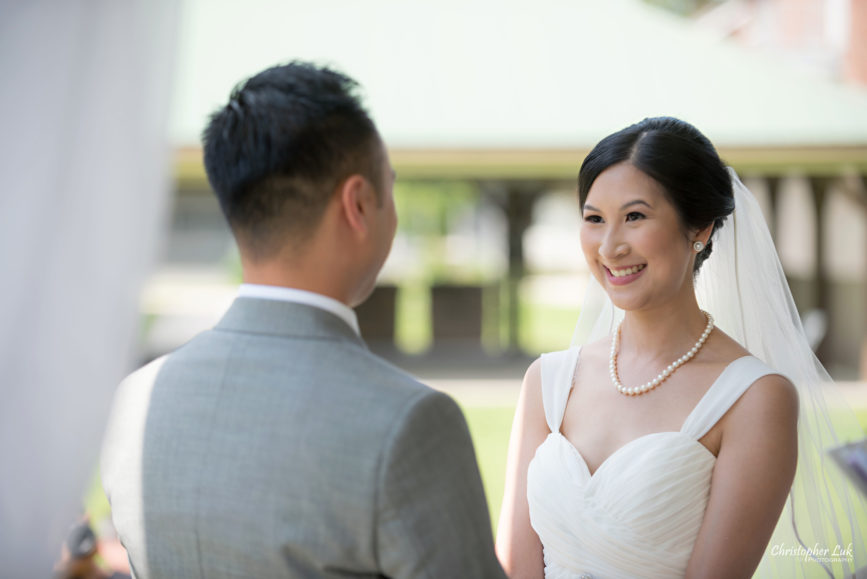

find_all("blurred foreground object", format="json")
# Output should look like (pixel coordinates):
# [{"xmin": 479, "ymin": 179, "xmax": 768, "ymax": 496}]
[
  {"xmin": 54, "ymin": 518, "xmax": 131, "ymax": 579},
  {"xmin": 830, "ymin": 439, "xmax": 867, "ymax": 497},
  {"xmin": 0, "ymin": 1, "xmax": 178, "ymax": 576}
]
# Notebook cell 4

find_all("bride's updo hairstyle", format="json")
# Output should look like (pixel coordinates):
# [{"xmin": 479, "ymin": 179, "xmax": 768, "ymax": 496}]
[{"xmin": 578, "ymin": 117, "xmax": 735, "ymax": 273}]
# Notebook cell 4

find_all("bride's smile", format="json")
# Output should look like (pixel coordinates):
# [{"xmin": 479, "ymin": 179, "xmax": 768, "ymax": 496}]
[{"xmin": 603, "ymin": 263, "xmax": 646, "ymax": 284}]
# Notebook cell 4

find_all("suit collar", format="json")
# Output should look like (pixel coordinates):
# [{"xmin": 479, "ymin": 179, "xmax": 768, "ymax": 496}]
[
  {"xmin": 237, "ymin": 284, "xmax": 360, "ymax": 336},
  {"xmin": 214, "ymin": 297, "xmax": 366, "ymax": 348}
]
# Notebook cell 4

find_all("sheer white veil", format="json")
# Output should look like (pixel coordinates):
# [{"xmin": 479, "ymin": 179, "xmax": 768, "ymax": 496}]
[{"xmin": 570, "ymin": 168, "xmax": 866, "ymax": 577}]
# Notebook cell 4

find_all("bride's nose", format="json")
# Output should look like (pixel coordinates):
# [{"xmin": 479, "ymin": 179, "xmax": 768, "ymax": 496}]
[{"xmin": 599, "ymin": 229, "xmax": 629, "ymax": 259}]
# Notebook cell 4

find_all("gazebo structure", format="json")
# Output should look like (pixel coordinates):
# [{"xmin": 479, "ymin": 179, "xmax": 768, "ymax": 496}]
[{"xmin": 167, "ymin": 0, "xmax": 867, "ymax": 375}]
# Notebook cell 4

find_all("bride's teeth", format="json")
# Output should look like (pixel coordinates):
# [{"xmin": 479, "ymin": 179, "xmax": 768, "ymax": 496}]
[{"xmin": 610, "ymin": 265, "xmax": 644, "ymax": 277}]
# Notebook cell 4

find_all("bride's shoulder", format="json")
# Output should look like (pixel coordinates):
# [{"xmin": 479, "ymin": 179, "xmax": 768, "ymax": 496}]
[
  {"xmin": 702, "ymin": 326, "xmax": 752, "ymax": 367},
  {"xmin": 521, "ymin": 338, "xmax": 601, "ymax": 392},
  {"xmin": 720, "ymin": 368, "xmax": 799, "ymax": 447},
  {"xmin": 517, "ymin": 357, "xmax": 548, "ymax": 432},
  {"xmin": 533, "ymin": 338, "xmax": 609, "ymax": 376},
  {"xmin": 522, "ymin": 357, "xmax": 542, "ymax": 386},
  {"xmin": 707, "ymin": 329, "xmax": 798, "ymax": 418}
]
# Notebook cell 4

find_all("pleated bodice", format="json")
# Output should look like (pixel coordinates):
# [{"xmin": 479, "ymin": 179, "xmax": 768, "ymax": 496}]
[{"xmin": 527, "ymin": 347, "xmax": 777, "ymax": 579}]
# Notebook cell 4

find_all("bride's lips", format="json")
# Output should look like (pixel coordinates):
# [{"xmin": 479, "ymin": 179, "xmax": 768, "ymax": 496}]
[{"xmin": 604, "ymin": 264, "xmax": 646, "ymax": 286}]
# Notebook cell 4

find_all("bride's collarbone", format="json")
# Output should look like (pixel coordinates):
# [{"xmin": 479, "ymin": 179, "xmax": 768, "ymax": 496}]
[{"xmin": 563, "ymin": 355, "xmax": 731, "ymax": 460}]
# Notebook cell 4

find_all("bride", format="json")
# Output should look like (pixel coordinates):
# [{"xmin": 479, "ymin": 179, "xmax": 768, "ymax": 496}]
[{"xmin": 496, "ymin": 117, "xmax": 865, "ymax": 578}]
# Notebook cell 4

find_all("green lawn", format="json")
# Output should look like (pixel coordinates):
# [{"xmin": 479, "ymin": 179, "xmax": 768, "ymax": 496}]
[{"xmin": 459, "ymin": 404, "xmax": 515, "ymax": 532}]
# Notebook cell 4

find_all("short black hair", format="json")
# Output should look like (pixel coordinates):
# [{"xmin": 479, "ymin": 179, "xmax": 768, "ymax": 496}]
[
  {"xmin": 578, "ymin": 117, "xmax": 734, "ymax": 273},
  {"xmin": 202, "ymin": 61, "xmax": 382, "ymax": 257}
]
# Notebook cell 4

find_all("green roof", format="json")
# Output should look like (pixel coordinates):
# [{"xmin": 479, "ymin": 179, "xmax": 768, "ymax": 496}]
[{"xmin": 170, "ymin": 0, "xmax": 867, "ymax": 149}]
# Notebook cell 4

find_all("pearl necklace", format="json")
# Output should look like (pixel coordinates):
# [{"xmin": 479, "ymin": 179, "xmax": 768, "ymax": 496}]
[{"xmin": 609, "ymin": 310, "xmax": 714, "ymax": 397}]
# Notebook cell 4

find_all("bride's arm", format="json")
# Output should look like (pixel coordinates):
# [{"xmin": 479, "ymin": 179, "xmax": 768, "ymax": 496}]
[
  {"xmin": 684, "ymin": 374, "xmax": 799, "ymax": 579},
  {"xmin": 496, "ymin": 359, "xmax": 548, "ymax": 579}
]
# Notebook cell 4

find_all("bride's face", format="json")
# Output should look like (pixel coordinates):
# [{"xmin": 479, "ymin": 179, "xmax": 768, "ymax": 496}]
[{"xmin": 580, "ymin": 162, "xmax": 698, "ymax": 312}]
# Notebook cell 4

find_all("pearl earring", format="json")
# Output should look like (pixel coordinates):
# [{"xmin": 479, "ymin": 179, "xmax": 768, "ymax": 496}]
[{"xmin": 693, "ymin": 241, "xmax": 705, "ymax": 252}]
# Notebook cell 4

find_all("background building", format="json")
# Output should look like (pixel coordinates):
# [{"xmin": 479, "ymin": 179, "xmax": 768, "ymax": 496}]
[{"xmin": 154, "ymin": 0, "xmax": 867, "ymax": 377}]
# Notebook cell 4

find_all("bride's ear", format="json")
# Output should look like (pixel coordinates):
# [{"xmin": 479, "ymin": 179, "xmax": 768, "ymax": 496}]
[{"xmin": 692, "ymin": 222, "xmax": 714, "ymax": 247}]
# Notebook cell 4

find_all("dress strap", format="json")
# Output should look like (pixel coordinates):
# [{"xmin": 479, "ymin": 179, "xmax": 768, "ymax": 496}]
[
  {"xmin": 680, "ymin": 355, "xmax": 780, "ymax": 440},
  {"xmin": 539, "ymin": 346, "xmax": 581, "ymax": 433}
]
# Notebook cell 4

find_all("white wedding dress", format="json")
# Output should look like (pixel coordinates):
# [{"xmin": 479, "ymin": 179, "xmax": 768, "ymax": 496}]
[{"xmin": 527, "ymin": 346, "xmax": 779, "ymax": 579}]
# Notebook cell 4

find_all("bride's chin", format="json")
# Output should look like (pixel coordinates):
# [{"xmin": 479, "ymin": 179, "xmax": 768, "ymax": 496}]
[
  {"xmin": 595, "ymin": 277, "xmax": 648, "ymax": 311},
  {"xmin": 604, "ymin": 292, "xmax": 647, "ymax": 312}
]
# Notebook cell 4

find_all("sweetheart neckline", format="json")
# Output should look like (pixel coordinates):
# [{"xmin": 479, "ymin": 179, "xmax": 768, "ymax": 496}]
[
  {"xmin": 547, "ymin": 354, "xmax": 757, "ymax": 478},
  {"xmin": 550, "ymin": 430, "xmax": 715, "ymax": 479}
]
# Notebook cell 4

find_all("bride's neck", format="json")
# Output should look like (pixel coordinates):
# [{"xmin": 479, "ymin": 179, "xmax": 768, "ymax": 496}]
[{"xmin": 618, "ymin": 297, "xmax": 709, "ymax": 363}]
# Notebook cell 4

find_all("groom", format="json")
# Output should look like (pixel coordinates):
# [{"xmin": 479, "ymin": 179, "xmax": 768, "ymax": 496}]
[{"xmin": 101, "ymin": 62, "xmax": 505, "ymax": 578}]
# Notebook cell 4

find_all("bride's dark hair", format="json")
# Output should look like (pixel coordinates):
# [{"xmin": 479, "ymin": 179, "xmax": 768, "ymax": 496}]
[{"xmin": 578, "ymin": 117, "xmax": 735, "ymax": 273}]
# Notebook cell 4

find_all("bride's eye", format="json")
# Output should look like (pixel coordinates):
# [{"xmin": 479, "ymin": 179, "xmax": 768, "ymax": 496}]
[
  {"xmin": 626, "ymin": 211, "xmax": 645, "ymax": 222},
  {"xmin": 583, "ymin": 214, "xmax": 603, "ymax": 223}
]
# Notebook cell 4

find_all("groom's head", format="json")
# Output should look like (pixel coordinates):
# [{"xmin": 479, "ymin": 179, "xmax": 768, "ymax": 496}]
[{"xmin": 202, "ymin": 61, "xmax": 396, "ymax": 305}]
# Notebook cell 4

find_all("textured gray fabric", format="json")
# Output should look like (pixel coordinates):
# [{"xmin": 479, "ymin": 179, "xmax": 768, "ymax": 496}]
[{"xmin": 101, "ymin": 297, "xmax": 505, "ymax": 578}]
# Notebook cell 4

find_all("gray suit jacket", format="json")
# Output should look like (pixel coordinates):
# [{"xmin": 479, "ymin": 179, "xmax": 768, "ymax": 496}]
[{"xmin": 101, "ymin": 297, "xmax": 505, "ymax": 578}]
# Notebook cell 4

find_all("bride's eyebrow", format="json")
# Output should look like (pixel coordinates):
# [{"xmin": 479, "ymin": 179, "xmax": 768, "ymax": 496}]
[
  {"xmin": 583, "ymin": 199, "xmax": 653, "ymax": 212},
  {"xmin": 622, "ymin": 199, "xmax": 653, "ymax": 210}
]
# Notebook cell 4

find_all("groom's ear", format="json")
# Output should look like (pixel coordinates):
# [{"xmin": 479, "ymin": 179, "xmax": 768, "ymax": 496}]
[{"xmin": 337, "ymin": 174, "xmax": 375, "ymax": 237}]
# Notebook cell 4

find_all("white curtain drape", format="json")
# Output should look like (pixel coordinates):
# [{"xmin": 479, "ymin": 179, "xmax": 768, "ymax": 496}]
[{"xmin": 0, "ymin": 1, "xmax": 179, "ymax": 575}]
